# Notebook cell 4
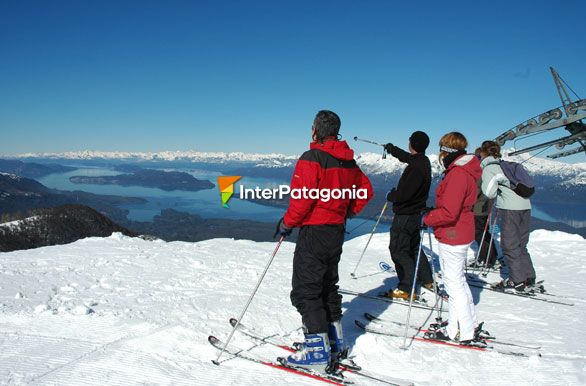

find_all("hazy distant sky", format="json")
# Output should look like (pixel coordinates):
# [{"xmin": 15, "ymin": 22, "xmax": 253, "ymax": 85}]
[{"xmin": 1, "ymin": 1, "xmax": 585, "ymax": 161}]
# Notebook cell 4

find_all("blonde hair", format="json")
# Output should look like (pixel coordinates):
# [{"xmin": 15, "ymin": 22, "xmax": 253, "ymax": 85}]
[{"xmin": 438, "ymin": 132, "xmax": 467, "ymax": 162}]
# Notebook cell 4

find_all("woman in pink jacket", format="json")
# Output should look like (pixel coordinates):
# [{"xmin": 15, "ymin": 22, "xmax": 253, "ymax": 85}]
[{"xmin": 423, "ymin": 132, "xmax": 482, "ymax": 344}]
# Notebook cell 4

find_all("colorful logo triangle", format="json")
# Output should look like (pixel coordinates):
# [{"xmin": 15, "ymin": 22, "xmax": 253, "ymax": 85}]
[{"xmin": 218, "ymin": 176, "xmax": 241, "ymax": 208}]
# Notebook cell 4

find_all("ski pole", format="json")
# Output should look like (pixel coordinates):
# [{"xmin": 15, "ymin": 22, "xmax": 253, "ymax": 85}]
[
  {"xmin": 469, "ymin": 203, "xmax": 493, "ymax": 273},
  {"xmin": 345, "ymin": 211, "xmax": 382, "ymax": 234},
  {"xmin": 401, "ymin": 221, "xmax": 426, "ymax": 349},
  {"xmin": 427, "ymin": 227, "xmax": 442, "ymax": 321},
  {"xmin": 212, "ymin": 235, "xmax": 286, "ymax": 365},
  {"xmin": 481, "ymin": 210, "xmax": 499, "ymax": 277},
  {"xmin": 350, "ymin": 202, "xmax": 388, "ymax": 278},
  {"xmin": 353, "ymin": 136, "xmax": 387, "ymax": 159}
]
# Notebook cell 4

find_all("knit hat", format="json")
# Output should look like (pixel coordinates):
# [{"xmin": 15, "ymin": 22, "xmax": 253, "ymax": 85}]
[{"xmin": 409, "ymin": 131, "xmax": 430, "ymax": 153}]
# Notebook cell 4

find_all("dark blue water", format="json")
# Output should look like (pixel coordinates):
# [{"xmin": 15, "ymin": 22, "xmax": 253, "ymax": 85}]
[
  {"xmin": 37, "ymin": 167, "xmax": 382, "ymax": 238},
  {"xmin": 37, "ymin": 166, "xmax": 583, "ymax": 235},
  {"xmin": 38, "ymin": 167, "xmax": 287, "ymax": 221},
  {"xmin": 532, "ymin": 202, "xmax": 586, "ymax": 228}
]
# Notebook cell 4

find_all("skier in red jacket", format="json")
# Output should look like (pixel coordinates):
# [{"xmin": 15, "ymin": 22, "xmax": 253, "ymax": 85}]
[
  {"xmin": 275, "ymin": 110, "xmax": 373, "ymax": 371},
  {"xmin": 423, "ymin": 132, "xmax": 483, "ymax": 345}
]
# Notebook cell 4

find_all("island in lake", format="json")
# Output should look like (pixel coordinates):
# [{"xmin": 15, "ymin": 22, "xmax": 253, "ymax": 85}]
[{"xmin": 70, "ymin": 169, "xmax": 215, "ymax": 191}]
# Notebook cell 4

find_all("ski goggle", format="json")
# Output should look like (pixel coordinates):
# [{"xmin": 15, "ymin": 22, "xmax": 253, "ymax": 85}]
[{"xmin": 440, "ymin": 145, "xmax": 459, "ymax": 153}]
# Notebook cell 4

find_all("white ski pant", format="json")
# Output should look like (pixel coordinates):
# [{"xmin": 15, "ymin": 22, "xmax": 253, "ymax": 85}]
[{"xmin": 438, "ymin": 242, "xmax": 478, "ymax": 341}]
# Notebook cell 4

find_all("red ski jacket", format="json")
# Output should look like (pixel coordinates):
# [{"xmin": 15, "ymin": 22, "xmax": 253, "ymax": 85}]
[
  {"xmin": 283, "ymin": 140, "xmax": 373, "ymax": 227},
  {"xmin": 424, "ymin": 154, "xmax": 482, "ymax": 245}
]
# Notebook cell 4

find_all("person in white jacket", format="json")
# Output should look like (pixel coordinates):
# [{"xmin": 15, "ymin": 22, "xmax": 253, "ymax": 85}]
[{"xmin": 479, "ymin": 141, "xmax": 536, "ymax": 292}]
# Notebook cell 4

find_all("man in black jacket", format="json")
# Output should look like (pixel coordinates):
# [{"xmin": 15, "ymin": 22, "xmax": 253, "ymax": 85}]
[{"xmin": 383, "ymin": 131, "xmax": 434, "ymax": 300}]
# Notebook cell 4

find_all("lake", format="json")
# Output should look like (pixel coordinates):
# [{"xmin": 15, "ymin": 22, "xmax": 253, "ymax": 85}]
[{"xmin": 37, "ymin": 166, "xmax": 584, "ymax": 236}]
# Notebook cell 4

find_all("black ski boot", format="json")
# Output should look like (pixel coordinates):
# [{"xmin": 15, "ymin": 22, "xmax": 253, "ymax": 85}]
[
  {"xmin": 425, "ymin": 324, "xmax": 488, "ymax": 348},
  {"xmin": 459, "ymin": 338, "xmax": 488, "ymax": 348},
  {"xmin": 428, "ymin": 318, "xmax": 448, "ymax": 331},
  {"xmin": 492, "ymin": 279, "xmax": 526, "ymax": 293},
  {"xmin": 423, "ymin": 329, "xmax": 451, "ymax": 341},
  {"xmin": 474, "ymin": 322, "xmax": 492, "ymax": 340}
]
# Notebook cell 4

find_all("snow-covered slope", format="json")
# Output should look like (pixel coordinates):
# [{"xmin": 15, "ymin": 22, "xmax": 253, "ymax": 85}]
[{"xmin": 0, "ymin": 231, "xmax": 584, "ymax": 385}]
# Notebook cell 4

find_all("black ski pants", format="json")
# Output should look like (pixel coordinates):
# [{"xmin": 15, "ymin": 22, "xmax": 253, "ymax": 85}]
[
  {"xmin": 389, "ymin": 213, "xmax": 433, "ymax": 292},
  {"xmin": 474, "ymin": 215, "xmax": 497, "ymax": 267},
  {"xmin": 290, "ymin": 224, "xmax": 345, "ymax": 334}
]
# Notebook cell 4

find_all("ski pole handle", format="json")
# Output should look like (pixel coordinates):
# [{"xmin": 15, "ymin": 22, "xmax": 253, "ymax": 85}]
[{"xmin": 353, "ymin": 136, "xmax": 385, "ymax": 147}]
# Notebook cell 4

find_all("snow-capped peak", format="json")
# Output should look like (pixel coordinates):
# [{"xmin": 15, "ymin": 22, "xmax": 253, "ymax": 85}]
[{"xmin": 4, "ymin": 149, "xmax": 585, "ymax": 185}]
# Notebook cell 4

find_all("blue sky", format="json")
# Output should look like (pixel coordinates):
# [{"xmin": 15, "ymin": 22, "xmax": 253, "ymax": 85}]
[{"xmin": 1, "ymin": 0, "xmax": 585, "ymax": 161}]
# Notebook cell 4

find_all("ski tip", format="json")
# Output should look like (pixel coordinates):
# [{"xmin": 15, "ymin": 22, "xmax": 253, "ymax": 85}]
[
  {"xmin": 208, "ymin": 335, "xmax": 219, "ymax": 344},
  {"xmin": 363, "ymin": 312, "xmax": 375, "ymax": 321}
]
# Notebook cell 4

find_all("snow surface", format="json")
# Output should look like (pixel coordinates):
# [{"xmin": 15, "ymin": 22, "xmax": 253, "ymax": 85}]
[{"xmin": 1, "ymin": 231, "xmax": 585, "ymax": 385}]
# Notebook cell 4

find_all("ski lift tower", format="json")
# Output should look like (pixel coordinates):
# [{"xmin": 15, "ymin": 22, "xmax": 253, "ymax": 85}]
[{"xmin": 495, "ymin": 67, "xmax": 586, "ymax": 159}]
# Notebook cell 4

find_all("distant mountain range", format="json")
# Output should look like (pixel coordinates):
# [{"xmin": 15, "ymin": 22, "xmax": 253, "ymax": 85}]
[
  {"xmin": 7, "ymin": 148, "xmax": 585, "ymax": 185},
  {"xmin": 3, "ymin": 149, "xmax": 585, "ymax": 230},
  {"xmin": 6, "ymin": 148, "xmax": 585, "ymax": 206},
  {"xmin": 8, "ymin": 150, "xmax": 299, "ymax": 163},
  {"xmin": 1, "ymin": 150, "xmax": 585, "ymax": 251}
]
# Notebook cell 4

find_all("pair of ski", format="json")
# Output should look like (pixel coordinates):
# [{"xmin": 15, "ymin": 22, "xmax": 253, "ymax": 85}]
[
  {"xmin": 465, "ymin": 277, "xmax": 575, "ymax": 306},
  {"xmin": 338, "ymin": 288, "xmax": 446, "ymax": 312},
  {"xmin": 209, "ymin": 318, "xmax": 414, "ymax": 386},
  {"xmin": 355, "ymin": 313, "xmax": 541, "ymax": 357},
  {"xmin": 466, "ymin": 265, "xmax": 502, "ymax": 276}
]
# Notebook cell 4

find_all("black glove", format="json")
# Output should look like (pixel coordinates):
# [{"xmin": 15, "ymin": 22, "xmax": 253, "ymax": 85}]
[
  {"xmin": 386, "ymin": 188, "xmax": 397, "ymax": 202},
  {"xmin": 420, "ymin": 207, "xmax": 433, "ymax": 230},
  {"xmin": 274, "ymin": 217, "xmax": 293, "ymax": 239},
  {"xmin": 420, "ymin": 206, "xmax": 434, "ymax": 215},
  {"xmin": 384, "ymin": 143, "xmax": 394, "ymax": 154}
]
